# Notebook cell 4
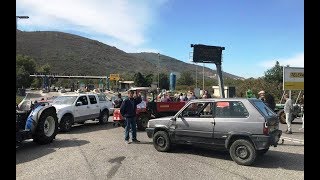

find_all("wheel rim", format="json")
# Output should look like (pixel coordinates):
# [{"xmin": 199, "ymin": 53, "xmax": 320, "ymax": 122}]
[
  {"xmin": 280, "ymin": 113, "xmax": 286, "ymax": 123},
  {"xmin": 65, "ymin": 118, "xmax": 72, "ymax": 130},
  {"xmin": 156, "ymin": 137, "xmax": 166, "ymax": 147},
  {"xmin": 44, "ymin": 116, "xmax": 55, "ymax": 137},
  {"xmin": 103, "ymin": 113, "xmax": 108, "ymax": 123},
  {"xmin": 140, "ymin": 116, "xmax": 149, "ymax": 128},
  {"xmin": 235, "ymin": 145, "xmax": 249, "ymax": 159}
]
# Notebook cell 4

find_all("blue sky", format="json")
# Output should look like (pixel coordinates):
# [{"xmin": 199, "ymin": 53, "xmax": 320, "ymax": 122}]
[{"xmin": 16, "ymin": 0, "xmax": 304, "ymax": 78}]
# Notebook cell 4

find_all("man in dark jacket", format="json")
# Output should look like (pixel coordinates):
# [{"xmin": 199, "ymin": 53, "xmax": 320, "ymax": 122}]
[
  {"xmin": 120, "ymin": 90, "xmax": 142, "ymax": 144},
  {"xmin": 258, "ymin": 90, "xmax": 276, "ymax": 111}
]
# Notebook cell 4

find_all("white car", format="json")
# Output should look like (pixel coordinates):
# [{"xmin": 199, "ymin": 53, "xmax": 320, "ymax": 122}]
[{"xmin": 52, "ymin": 93, "xmax": 113, "ymax": 131}]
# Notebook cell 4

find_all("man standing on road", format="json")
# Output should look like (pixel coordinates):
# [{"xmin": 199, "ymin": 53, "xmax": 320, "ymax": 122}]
[
  {"xmin": 120, "ymin": 90, "xmax": 142, "ymax": 144},
  {"xmin": 284, "ymin": 94, "xmax": 293, "ymax": 134}
]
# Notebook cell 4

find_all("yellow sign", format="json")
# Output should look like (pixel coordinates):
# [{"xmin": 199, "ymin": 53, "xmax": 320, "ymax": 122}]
[
  {"xmin": 284, "ymin": 82, "xmax": 304, "ymax": 90},
  {"xmin": 290, "ymin": 72, "xmax": 304, "ymax": 78},
  {"xmin": 283, "ymin": 67, "xmax": 304, "ymax": 90},
  {"xmin": 109, "ymin": 74, "xmax": 120, "ymax": 81}
]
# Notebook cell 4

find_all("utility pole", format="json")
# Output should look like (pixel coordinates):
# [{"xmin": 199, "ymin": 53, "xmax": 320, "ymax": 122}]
[
  {"xmin": 158, "ymin": 53, "xmax": 160, "ymax": 89},
  {"xmin": 203, "ymin": 63, "xmax": 205, "ymax": 92}
]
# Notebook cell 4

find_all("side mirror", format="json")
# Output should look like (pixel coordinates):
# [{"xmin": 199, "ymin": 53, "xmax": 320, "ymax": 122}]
[{"xmin": 76, "ymin": 102, "xmax": 83, "ymax": 106}]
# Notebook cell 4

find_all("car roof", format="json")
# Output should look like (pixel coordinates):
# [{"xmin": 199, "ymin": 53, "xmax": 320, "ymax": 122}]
[
  {"xmin": 189, "ymin": 98, "xmax": 257, "ymax": 102},
  {"xmin": 128, "ymin": 87, "xmax": 150, "ymax": 91}
]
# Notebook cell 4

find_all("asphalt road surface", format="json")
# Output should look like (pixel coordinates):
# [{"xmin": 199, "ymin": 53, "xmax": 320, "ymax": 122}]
[{"xmin": 16, "ymin": 117, "xmax": 304, "ymax": 180}]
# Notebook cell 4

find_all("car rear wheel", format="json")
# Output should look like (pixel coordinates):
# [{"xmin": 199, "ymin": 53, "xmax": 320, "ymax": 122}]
[
  {"xmin": 137, "ymin": 113, "xmax": 150, "ymax": 131},
  {"xmin": 153, "ymin": 131, "xmax": 171, "ymax": 152},
  {"xmin": 99, "ymin": 110, "xmax": 109, "ymax": 124},
  {"xmin": 277, "ymin": 110, "xmax": 295, "ymax": 124},
  {"xmin": 229, "ymin": 139, "xmax": 257, "ymax": 166},
  {"xmin": 33, "ymin": 108, "xmax": 58, "ymax": 144}
]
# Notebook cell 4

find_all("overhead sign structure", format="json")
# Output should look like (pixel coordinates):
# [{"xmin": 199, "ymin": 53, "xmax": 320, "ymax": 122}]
[
  {"xmin": 191, "ymin": 44, "xmax": 225, "ymax": 64},
  {"xmin": 283, "ymin": 67, "xmax": 304, "ymax": 90},
  {"xmin": 109, "ymin": 74, "xmax": 120, "ymax": 81}
]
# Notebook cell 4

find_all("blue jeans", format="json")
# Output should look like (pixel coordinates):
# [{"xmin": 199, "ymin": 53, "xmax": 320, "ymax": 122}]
[{"xmin": 124, "ymin": 117, "xmax": 137, "ymax": 141}]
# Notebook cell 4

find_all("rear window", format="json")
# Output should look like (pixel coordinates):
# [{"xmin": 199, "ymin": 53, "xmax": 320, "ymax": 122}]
[
  {"xmin": 97, "ymin": 94, "xmax": 107, "ymax": 101},
  {"xmin": 215, "ymin": 101, "xmax": 249, "ymax": 118},
  {"xmin": 252, "ymin": 101, "xmax": 276, "ymax": 117},
  {"xmin": 88, "ymin": 95, "xmax": 97, "ymax": 104}
]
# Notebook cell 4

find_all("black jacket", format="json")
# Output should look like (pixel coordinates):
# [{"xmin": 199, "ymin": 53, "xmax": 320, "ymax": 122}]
[
  {"xmin": 120, "ymin": 96, "xmax": 142, "ymax": 118},
  {"xmin": 264, "ymin": 93, "xmax": 276, "ymax": 111}
]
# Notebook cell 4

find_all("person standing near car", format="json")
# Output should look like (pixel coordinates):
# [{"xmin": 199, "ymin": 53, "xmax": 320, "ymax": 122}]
[
  {"xmin": 284, "ymin": 93, "xmax": 293, "ymax": 134},
  {"xmin": 114, "ymin": 93, "xmax": 123, "ymax": 108},
  {"xmin": 120, "ymin": 90, "xmax": 142, "ymax": 144},
  {"xmin": 258, "ymin": 90, "xmax": 276, "ymax": 111}
]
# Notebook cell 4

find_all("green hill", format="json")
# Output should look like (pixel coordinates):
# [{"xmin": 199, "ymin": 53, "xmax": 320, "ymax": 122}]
[{"xmin": 16, "ymin": 30, "xmax": 244, "ymax": 80}]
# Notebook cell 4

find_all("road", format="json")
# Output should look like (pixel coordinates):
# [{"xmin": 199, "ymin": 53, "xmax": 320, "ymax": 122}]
[{"xmin": 16, "ymin": 117, "xmax": 304, "ymax": 180}]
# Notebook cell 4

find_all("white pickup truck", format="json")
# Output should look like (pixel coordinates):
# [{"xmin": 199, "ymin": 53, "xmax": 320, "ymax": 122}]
[{"xmin": 51, "ymin": 93, "xmax": 113, "ymax": 132}]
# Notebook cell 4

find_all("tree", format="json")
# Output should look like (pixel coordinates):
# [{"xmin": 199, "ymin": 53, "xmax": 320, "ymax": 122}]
[
  {"xmin": 16, "ymin": 55, "xmax": 37, "ymax": 90},
  {"xmin": 177, "ymin": 71, "xmax": 195, "ymax": 86},
  {"xmin": 134, "ymin": 72, "xmax": 146, "ymax": 87},
  {"xmin": 264, "ymin": 61, "xmax": 283, "ymax": 84},
  {"xmin": 159, "ymin": 73, "xmax": 169, "ymax": 90}
]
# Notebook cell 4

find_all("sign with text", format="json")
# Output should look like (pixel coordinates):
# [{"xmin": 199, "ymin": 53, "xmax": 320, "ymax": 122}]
[
  {"xmin": 192, "ymin": 44, "xmax": 224, "ymax": 64},
  {"xmin": 109, "ymin": 74, "xmax": 120, "ymax": 81},
  {"xmin": 283, "ymin": 67, "xmax": 304, "ymax": 90}
]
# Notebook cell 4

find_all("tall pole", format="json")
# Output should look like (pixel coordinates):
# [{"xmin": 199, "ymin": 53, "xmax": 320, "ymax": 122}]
[
  {"xmin": 203, "ymin": 63, "xmax": 205, "ymax": 91},
  {"xmin": 195, "ymin": 63, "xmax": 198, "ymax": 89},
  {"xmin": 157, "ymin": 53, "xmax": 160, "ymax": 89}
]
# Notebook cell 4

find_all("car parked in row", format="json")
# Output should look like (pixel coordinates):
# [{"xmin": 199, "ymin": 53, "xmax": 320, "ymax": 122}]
[{"xmin": 52, "ymin": 93, "xmax": 113, "ymax": 132}]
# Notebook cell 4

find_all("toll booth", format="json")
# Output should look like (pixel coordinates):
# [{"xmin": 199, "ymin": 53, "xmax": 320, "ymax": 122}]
[{"xmin": 212, "ymin": 86, "xmax": 236, "ymax": 98}]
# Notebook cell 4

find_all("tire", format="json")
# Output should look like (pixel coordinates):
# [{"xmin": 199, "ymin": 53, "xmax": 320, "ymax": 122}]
[
  {"xmin": 277, "ymin": 110, "xmax": 295, "ymax": 124},
  {"xmin": 137, "ymin": 113, "xmax": 150, "ymax": 131},
  {"xmin": 229, "ymin": 139, "xmax": 257, "ymax": 166},
  {"xmin": 60, "ymin": 115, "xmax": 73, "ymax": 132},
  {"xmin": 257, "ymin": 148, "xmax": 269, "ymax": 156},
  {"xmin": 153, "ymin": 131, "xmax": 171, "ymax": 152},
  {"xmin": 99, "ymin": 110, "xmax": 109, "ymax": 124},
  {"xmin": 33, "ymin": 108, "xmax": 58, "ymax": 145}
]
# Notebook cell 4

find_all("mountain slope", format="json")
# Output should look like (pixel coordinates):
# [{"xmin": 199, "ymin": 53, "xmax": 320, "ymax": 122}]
[{"xmin": 16, "ymin": 30, "xmax": 244, "ymax": 80}]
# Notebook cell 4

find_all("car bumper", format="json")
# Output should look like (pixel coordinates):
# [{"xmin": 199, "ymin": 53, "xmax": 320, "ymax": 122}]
[
  {"xmin": 146, "ymin": 128, "xmax": 154, "ymax": 138},
  {"xmin": 251, "ymin": 130, "xmax": 282, "ymax": 150}
]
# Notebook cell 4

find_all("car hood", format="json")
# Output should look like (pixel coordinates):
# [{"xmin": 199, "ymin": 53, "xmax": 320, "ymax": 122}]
[
  {"xmin": 52, "ymin": 104, "xmax": 70, "ymax": 111},
  {"xmin": 148, "ymin": 116, "xmax": 174, "ymax": 128}
]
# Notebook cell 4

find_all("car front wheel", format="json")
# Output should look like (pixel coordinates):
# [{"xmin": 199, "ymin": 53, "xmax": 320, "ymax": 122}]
[{"xmin": 153, "ymin": 131, "xmax": 171, "ymax": 152}]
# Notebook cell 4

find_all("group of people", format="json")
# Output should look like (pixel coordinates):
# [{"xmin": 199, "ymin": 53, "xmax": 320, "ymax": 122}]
[
  {"xmin": 117, "ymin": 88, "xmax": 304, "ymax": 143},
  {"xmin": 258, "ymin": 90, "xmax": 304, "ymax": 134}
]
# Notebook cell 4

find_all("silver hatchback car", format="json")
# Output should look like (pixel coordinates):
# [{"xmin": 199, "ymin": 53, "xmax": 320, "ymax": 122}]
[{"xmin": 146, "ymin": 98, "xmax": 282, "ymax": 166}]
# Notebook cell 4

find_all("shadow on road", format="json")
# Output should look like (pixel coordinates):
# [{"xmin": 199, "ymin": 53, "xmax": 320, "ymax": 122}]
[
  {"xmin": 170, "ymin": 145, "xmax": 303, "ymax": 171},
  {"xmin": 59, "ymin": 121, "xmax": 115, "ymax": 134},
  {"xmin": 16, "ymin": 138, "xmax": 90, "ymax": 164}
]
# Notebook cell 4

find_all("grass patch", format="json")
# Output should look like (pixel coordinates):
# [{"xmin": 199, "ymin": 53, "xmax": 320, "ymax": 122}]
[{"xmin": 16, "ymin": 95, "xmax": 24, "ymax": 104}]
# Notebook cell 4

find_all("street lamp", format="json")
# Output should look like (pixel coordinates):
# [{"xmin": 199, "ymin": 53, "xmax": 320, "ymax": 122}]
[{"xmin": 16, "ymin": 16, "xmax": 29, "ymax": 29}]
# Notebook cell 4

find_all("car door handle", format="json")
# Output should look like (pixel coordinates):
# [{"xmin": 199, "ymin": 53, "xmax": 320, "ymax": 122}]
[
  {"xmin": 211, "ymin": 122, "xmax": 215, "ymax": 125},
  {"xmin": 96, "ymin": 105, "xmax": 99, "ymax": 107},
  {"xmin": 87, "ymin": 106, "xmax": 90, "ymax": 108}
]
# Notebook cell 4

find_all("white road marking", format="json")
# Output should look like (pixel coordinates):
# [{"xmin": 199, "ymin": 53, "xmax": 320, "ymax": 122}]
[{"xmin": 281, "ymin": 136, "xmax": 304, "ymax": 144}]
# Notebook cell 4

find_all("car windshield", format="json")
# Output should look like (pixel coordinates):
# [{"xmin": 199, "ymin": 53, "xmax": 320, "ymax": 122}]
[
  {"xmin": 52, "ymin": 96, "xmax": 77, "ymax": 105},
  {"xmin": 252, "ymin": 101, "xmax": 276, "ymax": 117}
]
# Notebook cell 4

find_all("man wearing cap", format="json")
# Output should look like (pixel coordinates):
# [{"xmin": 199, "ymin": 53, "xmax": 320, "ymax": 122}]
[{"xmin": 258, "ymin": 90, "xmax": 276, "ymax": 111}]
